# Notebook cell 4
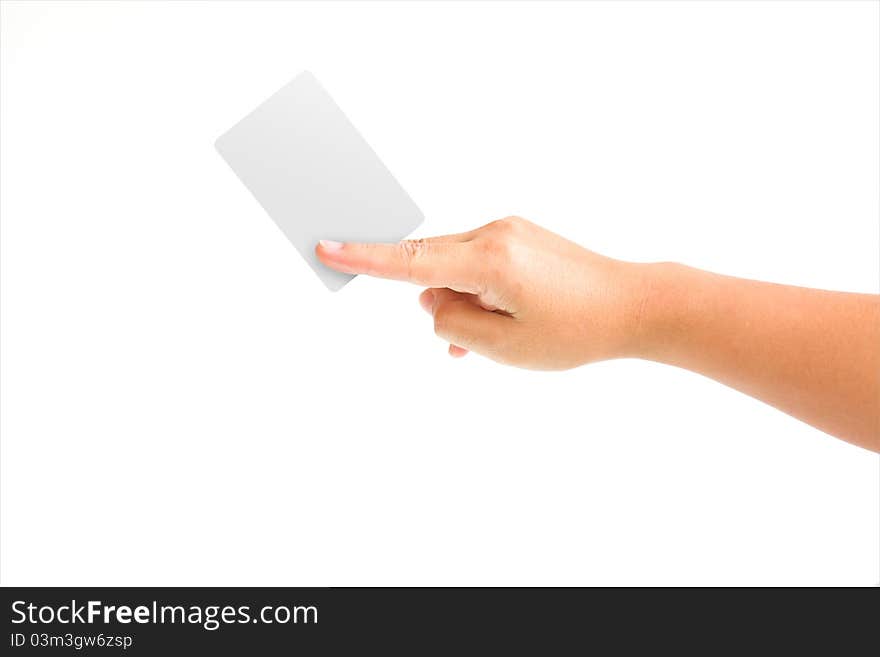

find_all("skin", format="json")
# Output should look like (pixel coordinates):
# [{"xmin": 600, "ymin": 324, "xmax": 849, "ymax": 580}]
[{"xmin": 316, "ymin": 216, "xmax": 880, "ymax": 452}]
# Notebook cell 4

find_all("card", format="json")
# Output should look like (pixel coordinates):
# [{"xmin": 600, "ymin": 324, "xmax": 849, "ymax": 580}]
[{"xmin": 215, "ymin": 71, "xmax": 424, "ymax": 290}]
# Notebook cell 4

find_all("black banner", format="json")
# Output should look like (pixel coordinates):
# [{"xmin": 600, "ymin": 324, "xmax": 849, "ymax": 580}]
[{"xmin": 0, "ymin": 587, "xmax": 875, "ymax": 653}]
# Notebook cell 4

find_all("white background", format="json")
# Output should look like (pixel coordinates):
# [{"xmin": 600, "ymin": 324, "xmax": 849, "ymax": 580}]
[{"xmin": 2, "ymin": 1, "xmax": 878, "ymax": 586}]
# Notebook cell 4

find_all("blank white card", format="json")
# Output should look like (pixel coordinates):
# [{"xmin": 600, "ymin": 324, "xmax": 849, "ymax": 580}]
[{"xmin": 215, "ymin": 71, "xmax": 424, "ymax": 290}]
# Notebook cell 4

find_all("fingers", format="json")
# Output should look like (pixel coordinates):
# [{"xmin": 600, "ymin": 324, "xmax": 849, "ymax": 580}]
[
  {"xmin": 422, "ymin": 288, "xmax": 512, "ymax": 356},
  {"xmin": 448, "ymin": 344, "xmax": 469, "ymax": 358},
  {"xmin": 418, "ymin": 288, "xmax": 436, "ymax": 314},
  {"xmin": 420, "ymin": 289, "xmax": 469, "ymax": 356},
  {"xmin": 316, "ymin": 239, "xmax": 482, "ymax": 294}
]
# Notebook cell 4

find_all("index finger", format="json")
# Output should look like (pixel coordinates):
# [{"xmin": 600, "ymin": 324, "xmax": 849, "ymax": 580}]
[{"xmin": 315, "ymin": 239, "xmax": 482, "ymax": 293}]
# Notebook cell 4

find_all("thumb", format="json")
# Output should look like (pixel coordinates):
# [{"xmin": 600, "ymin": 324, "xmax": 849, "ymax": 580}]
[{"xmin": 428, "ymin": 288, "xmax": 512, "ymax": 357}]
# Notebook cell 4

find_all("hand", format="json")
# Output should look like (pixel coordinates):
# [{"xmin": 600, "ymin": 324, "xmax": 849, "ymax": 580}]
[{"xmin": 316, "ymin": 216, "xmax": 651, "ymax": 370}]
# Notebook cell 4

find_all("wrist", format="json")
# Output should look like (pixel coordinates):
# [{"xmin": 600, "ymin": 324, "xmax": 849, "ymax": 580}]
[{"xmin": 623, "ymin": 261, "xmax": 694, "ymax": 362}]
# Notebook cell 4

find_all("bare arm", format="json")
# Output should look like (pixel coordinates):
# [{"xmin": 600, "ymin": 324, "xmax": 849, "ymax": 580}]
[
  {"xmin": 316, "ymin": 217, "xmax": 880, "ymax": 452},
  {"xmin": 638, "ymin": 263, "xmax": 879, "ymax": 451}
]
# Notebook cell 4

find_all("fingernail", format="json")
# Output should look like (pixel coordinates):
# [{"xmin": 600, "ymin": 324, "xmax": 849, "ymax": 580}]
[{"xmin": 318, "ymin": 240, "xmax": 344, "ymax": 252}]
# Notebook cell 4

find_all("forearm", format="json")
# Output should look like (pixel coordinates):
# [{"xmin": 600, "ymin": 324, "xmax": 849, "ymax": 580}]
[{"xmin": 635, "ymin": 263, "xmax": 880, "ymax": 451}]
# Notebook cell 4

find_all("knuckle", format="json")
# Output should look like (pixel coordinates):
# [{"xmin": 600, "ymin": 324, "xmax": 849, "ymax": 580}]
[
  {"xmin": 399, "ymin": 238, "xmax": 425, "ymax": 259},
  {"xmin": 495, "ymin": 216, "xmax": 526, "ymax": 231},
  {"xmin": 398, "ymin": 239, "xmax": 427, "ymax": 278},
  {"xmin": 487, "ymin": 217, "xmax": 515, "ymax": 234},
  {"xmin": 476, "ymin": 233, "xmax": 513, "ymax": 267}
]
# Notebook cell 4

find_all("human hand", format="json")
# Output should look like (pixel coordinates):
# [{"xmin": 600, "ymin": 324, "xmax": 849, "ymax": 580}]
[{"xmin": 315, "ymin": 216, "xmax": 651, "ymax": 370}]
